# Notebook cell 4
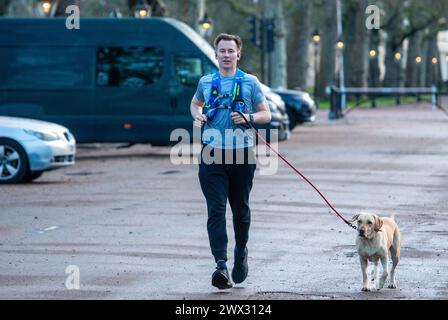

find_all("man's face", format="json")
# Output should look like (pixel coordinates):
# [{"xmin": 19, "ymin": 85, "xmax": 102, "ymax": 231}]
[{"xmin": 215, "ymin": 40, "xmax": 240, "ymax": 70}]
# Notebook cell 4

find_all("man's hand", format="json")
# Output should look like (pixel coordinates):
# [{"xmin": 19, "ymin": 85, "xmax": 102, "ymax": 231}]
[
  {"xmin": 231, "ymin": 112, "xmax": 249, "ymax": 125},
  {"xmin": 194, "ymin": 114, "xmax": 207, "ymax": 127}
]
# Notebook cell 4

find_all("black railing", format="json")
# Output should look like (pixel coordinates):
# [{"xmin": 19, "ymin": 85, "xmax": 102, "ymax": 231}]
[{"xmin": 328, "ymin": 86, "xmax": 439, "ymax": 119}]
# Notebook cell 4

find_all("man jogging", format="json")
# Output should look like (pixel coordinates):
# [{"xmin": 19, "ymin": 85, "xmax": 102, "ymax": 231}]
[{"xmin": 190, "ymin": 33, "xmax": 271, "ymax": 289}]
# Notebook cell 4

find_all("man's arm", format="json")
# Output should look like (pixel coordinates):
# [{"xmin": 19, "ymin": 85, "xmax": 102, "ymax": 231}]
[
  {"xmin": 251, "ymin": 100, "xmax": 272, "ymax": 124},
  {"xmin": 231, "ymin": 100, "xmax": 271, "ymax": 125},
  {"xmin": 190, "ymin": 96, "xmax": 207, "ymax": 127}
]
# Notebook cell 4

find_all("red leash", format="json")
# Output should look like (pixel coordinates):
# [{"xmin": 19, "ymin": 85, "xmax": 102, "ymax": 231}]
[{"xmin": 236, "ymin": 111, "xmax": 357, "ymax": 231}]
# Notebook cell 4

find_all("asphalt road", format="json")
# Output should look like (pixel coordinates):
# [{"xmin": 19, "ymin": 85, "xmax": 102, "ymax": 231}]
[{"xmin": 1, "ymin": 103, "xmax": 447, "ymax": 300}]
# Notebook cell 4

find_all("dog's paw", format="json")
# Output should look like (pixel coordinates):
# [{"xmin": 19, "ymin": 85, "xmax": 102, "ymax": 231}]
[
  {"xmin": 388, "ymin": 283, "xmax": 397, "ymax": 289},
  {"xmin": 361, "ymin": 287, "xmax": 370, "ymax": 292}
]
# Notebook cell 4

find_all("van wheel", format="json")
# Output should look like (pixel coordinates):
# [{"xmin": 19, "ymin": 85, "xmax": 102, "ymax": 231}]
[
  {"xmin": 24, "ymin": 170, "xmax": 44, "ymax": 182},
  {"xmin": 0, "ymin": 139, "xmax": 29, "ymax": 184}
]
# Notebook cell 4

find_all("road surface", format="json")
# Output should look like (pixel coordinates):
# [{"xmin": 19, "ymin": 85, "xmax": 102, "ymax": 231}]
[{"xmin": 1, "ymin": 103, "xmax": 447, "ymax": 300}]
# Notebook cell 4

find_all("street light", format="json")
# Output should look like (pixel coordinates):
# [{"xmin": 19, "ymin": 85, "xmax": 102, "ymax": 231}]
[
  {"xmin": 394, "ymin": 52, "xmax": 402, "ymax": 61},
  {"xmin": 133, "ymin": 1, "xmax": 151, "ymax": 18},
  {"xmin": 198, "ymin": 12, "xmax": 213, "ymax": 39},
  {"xmin": 415, "ymin": 56, "xmax": 422, "ymax": 64},
  {"xmin": 312, "ymin": 30, "xmax": 321, "ymax": 43},
  {"xmin": 336, "ymin": 38, "xmax": 344, "ymax": 49},
  {"xmin": 37, "ymin": 0, "xmax": 56, "ymax": 17},
  {"xmin": 312, "ymin": 29, "xmax": 320, "ymax": 108},
  {"xmin": 369, "ymin": 49, "xmax": 377, "ymax": 58}
]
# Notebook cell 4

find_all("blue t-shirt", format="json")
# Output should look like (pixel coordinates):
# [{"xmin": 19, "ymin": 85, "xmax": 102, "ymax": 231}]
[{"xmin": 195, "ymin": 71, "xmax": 266, "ymax": 149}]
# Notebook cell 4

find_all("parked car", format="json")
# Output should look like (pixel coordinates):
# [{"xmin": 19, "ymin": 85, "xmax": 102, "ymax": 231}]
[
  {"xmin": 259, "ymin": 84, "xmax": 290, "ymax": 142},
  {"xmin": 272, "ymin": 89, "xmax": 317, "ymax": 130},
  {"xmin": 0, "ymin": 116, "xmax": 76, "ymax": 184},
  {"xmin": 254, "ymin": 99, "xmax": 290, "ymax": 143}
]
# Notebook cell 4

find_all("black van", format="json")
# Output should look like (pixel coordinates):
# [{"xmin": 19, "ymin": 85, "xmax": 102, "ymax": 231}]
[
  {"xmin": 0, "ymin": 17, "xmax": 219, "ymax": 145},
  {"xmin": 0, "ymin": 17, "xmax": 288, "ymax": 145}
]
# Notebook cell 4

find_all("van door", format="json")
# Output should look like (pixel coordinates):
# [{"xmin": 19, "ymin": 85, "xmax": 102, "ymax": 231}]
[{"xmin": 93, "ymin": 46, "xmax": 172, "ymax": 144}]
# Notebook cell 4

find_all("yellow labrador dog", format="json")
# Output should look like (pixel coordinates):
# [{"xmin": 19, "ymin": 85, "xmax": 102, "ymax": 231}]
[{"xmin": 350, "ymin": 213, "xmax": 401, "ymax": 291}]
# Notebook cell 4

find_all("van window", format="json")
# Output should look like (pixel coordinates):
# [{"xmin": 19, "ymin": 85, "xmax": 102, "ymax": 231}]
[
  {"xmin": 0, "ymin": 47, "xmax": 92, "ymax": 89},
  {"xmin": 96, "ymin": 47, "xmax": 164, "ymax": 87},
  {"xmin": 175, "ymin": 57, "xmax": 202, "ymax": 87},
  {"xmin": 203, "ymin": 59, "xmax": 218, "ymax": 75}
]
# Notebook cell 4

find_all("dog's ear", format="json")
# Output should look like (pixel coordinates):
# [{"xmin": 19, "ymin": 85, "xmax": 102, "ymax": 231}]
[
  {"xmin": 374, "ymin": 216, "xmax": 383, "ymax": 232},
  {"xmin": 350, "ymin": 214, "xmax": 359, "ymax": 222}
]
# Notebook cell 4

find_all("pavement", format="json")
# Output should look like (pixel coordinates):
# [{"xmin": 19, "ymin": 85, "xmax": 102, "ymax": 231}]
[{"xmin": 1, "ymin": 102, "xmax": 447, "ymax": 300}]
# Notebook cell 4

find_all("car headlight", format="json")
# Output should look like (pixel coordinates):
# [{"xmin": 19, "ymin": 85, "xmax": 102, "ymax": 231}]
[
  {"xmin": 303, "ymin": 93, "xmax": 313, "ymax": 103},
  {"xmin": 24, "ymin": 129, "xmax": 60, "ymax": 141}
]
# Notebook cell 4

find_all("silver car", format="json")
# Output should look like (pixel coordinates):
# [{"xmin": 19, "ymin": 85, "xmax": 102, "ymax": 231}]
[{"xmin": 0, "ymin": 116, "xmax": 76, "ymax": 184}]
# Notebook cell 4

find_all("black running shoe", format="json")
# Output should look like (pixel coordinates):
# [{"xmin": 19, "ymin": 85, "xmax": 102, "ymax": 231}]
[
  {"xmin": 212, "ymin": 266, "xmax": 233, "ymax": 289},
  {"xmin": 232, "ymin": 247, "xmax": 248, "ymax": 284}
]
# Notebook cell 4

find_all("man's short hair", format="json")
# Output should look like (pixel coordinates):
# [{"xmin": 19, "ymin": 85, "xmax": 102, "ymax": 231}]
[{"xmin": 214, "ymin": 33, "xmax": 243, "ymax": 52}]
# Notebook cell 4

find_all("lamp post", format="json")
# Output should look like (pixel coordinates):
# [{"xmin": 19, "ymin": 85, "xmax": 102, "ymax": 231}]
[
  {"xmin": 335, "ymin": 0, "xmax": 345, "ymax": 113},
  {"xmin": 133, "ymin": 1, "xmax": 151, "ymax": 18},
  {"xmin": 369, "ymin": 49, "xmax": 377, "ymax": 87},
  {"xmin": 415, "ymin": 56, "xmax": 422, "ymax": 102},
  {"xmin": 312, "ymin": 29, "xmax": 320, "ymax": 109},
  {"xmin": 198, "ymin": 12, "xmax": 213, "ymax": 40},
  {"xmin": 415, "ymin": 56, "xmax": 422, "ymax": 85},
  {"xmin": 368, "ymin": 49, "xmax": 377, "ymax": 107},
  {"xmin": 394, "ymin": 52, "xmax": 402, "ymax": 104},
  {"xmin": 336, "ymin": 36, "xmax": 344, "ymax": 113},
  {"xmin": 431, "ymin": 56, "xmax": 438, "ymax": 87}
]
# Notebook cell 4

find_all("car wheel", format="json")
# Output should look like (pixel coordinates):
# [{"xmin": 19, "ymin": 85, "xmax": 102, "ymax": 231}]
[
  {"xmin": 0, "ymin": 138, "xmax": 29, "ymax": 184},
  {"xmin": 23, "ymin": 170, "xmax": 44, "ymax": 182}
]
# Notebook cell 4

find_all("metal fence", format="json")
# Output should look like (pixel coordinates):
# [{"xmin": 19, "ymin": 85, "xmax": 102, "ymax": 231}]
[{"xmin": 328, "ymin": 86, "xmax": 440, "ymax": 119}]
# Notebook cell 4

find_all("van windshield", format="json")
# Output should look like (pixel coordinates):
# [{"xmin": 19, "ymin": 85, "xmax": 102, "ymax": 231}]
[{"xmin": 170, "ymin": 19, "xmax": 218, "ymax": 69}]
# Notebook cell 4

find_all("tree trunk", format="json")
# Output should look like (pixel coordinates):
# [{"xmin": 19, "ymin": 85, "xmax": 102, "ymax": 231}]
[
  {"xmin": 287, "ymin": 0, "xmax": 312, "ymax": 90},
  {"xmin": 0, "ymin": 0, "xmax": 11, "ymax": 16},
  {"xmin": 424, "ymin": 33, "xmax": 439, "ymax": 87},
  {"xmin": 343, "ymin": 0, "xmax": 368, "ymax": 87},
  {"xmin": 368, "ymin": 29, "xmax": 381, "ymax": 87},
  {"xmin": 263, "ymin": 0, "xmax": 287, "ymax": 89},
  {"xmin": 382, "ymin": 9, "xmax": 404, "ymax": 87},
  {"xmin": 317, "ymin": 0, "xmax": 337, "ymax": 98},
  {"xmin": 55, "ymin": 0, "xmax": 79, "ymax": 16},
  {"xmin": 405, "ymin": 31, "xmax": 423, "ymax": 87},
  {"xmin": 383, "ymin": 39, "xmax": 403, "ymax": 87}
]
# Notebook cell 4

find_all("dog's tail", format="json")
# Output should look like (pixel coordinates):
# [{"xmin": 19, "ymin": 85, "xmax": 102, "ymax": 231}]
[{"xmin": 390, "ymin": 214, "xmax": 396, "ymax": 220}]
